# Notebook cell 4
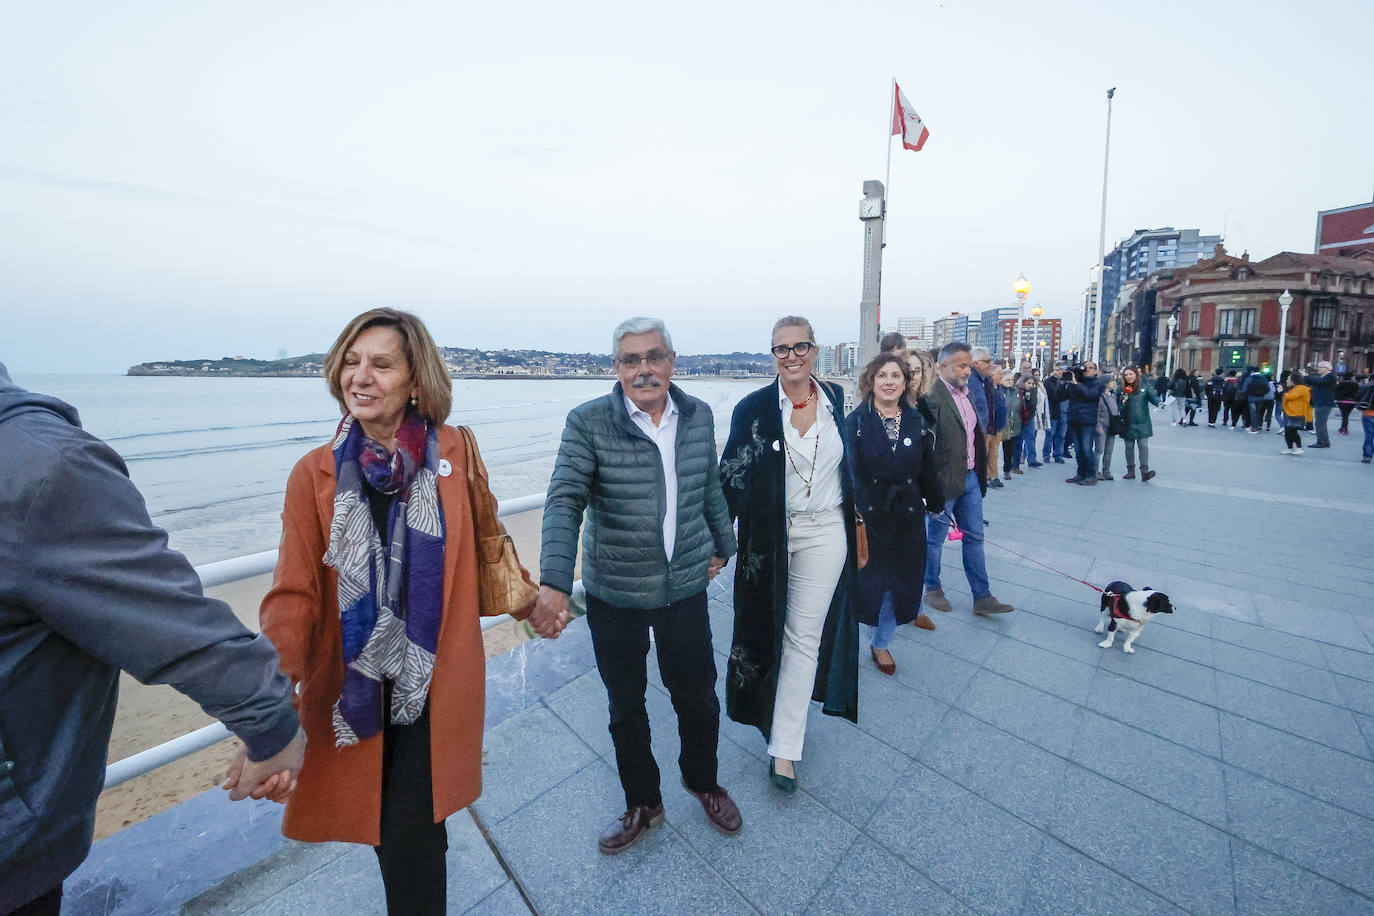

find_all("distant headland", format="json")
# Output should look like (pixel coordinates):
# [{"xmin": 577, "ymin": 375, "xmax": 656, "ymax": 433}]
[{"xmin": 127, "ymin": 348, "xmax": 776, "ymax": 379}]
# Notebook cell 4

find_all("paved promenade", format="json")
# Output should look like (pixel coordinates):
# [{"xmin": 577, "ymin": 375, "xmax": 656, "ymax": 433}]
[{"xmin": 66, "ymin": 417, "xmax": 1374, "ymax": 914}]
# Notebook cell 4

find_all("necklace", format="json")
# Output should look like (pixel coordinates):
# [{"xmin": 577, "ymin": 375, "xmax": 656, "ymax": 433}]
[
  {"xmin": 782, "ymin": 416, "xmax": 822, "ymax": 498},
  {"xmin": 788, "ymin": 381, "xmax": 816, "ymax": 410},
  {"xmin": 879, "ymin": 408, "xmax": 903, "ymax": 452}
]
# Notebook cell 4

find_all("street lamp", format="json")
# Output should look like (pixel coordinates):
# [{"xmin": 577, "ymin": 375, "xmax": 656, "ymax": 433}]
[
  {"xmin": 1030, "ymin": 304, "xmax": 1044, "ymax": 368},
  {"xmin": 1164, "ymin": 311, "xmax": 1178, "ymax": 379},
  {"xmin": 1277, "ymin": 289, "xmax": 1293, "ymax": 380},
  {"xmin": 1014, "ymin": 273, "xmax": 1030, "ymax": 361}
]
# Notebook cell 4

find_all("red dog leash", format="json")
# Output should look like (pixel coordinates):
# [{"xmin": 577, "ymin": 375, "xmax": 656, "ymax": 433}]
[{"xmin": 933, "ymin": 510, "xmax": 1103, "ymax": 594}]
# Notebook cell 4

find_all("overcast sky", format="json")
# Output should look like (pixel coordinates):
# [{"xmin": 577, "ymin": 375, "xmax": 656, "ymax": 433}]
[{"xmin": 4, "ymin": 0, "xmax": 1372, "ymax": 373}]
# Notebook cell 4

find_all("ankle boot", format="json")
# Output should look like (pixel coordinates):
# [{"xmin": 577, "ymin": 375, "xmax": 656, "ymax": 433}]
[
  {"xmin": 1123, "ymin": 466, "xmax": 1136, "ymax": 479},
  {"xmin": 1142, "ymin": 467, "xmax": 1156, "ymax": 482}
]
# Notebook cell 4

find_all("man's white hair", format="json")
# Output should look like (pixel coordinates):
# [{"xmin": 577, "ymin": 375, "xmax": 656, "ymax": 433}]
[
  {"xmin": 612, "ymin": 317, "xmax": 673, "ymax": 356},
  {"xmin": 970, "ymin": 346, "xmax": 992, "ymax": 361}
]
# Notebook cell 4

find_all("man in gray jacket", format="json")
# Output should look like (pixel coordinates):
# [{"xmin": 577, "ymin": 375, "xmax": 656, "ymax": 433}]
[
  {"xmin": 0, "ymin": 364, "xmax": 305, "ymax": 915},
  {"xmin": 531, "ymin": 318, "xmax": 741, "ymax": 854}
]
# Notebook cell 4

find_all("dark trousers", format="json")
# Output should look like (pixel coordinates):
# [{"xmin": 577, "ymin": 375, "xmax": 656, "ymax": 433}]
[
  {"xmin": 1207, "ymin": 396, "xmax": 1222, "ymax": 424},
  {"xmin": 1284, "ymin": 425, "xmax": 1303, "ymax": 449},
  {"xmin": 5, "ymin": 886, "xmax": 61, "ymax": 916},
  {"xmin": 1230, "ymin": 399, "xmax": 1249, "ymax": 428},
  {"xmin": 1338, "ymin": 403, "xmax": 1355, "ymax": 432},
  {"xmin": 1259, "ymin": 400, "xmax": 1275, "ymax": 429},
  {"xmin": 1001, "ymin": 434, "xmax": 1018, "ymax": 472},
  {"xmin": 373, "ymin": 701, "xmax": 448, "ymax": 916},
  {"xmin": 1069, "ymin": 423, "xmax": 1097, "ymax": 481},
  {"xmin": 586, "ymin": 590, "xmax": 720, "ymax": 809}
]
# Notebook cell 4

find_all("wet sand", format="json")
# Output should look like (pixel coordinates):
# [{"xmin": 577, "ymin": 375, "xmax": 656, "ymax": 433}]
[{"xmin": 94, "ymin": 508, "xmax": 545, "ymax": 840}]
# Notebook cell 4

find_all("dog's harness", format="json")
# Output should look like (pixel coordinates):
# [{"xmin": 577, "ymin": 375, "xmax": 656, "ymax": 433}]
[{"xmin": 1105, "ymin": 592, "xmax": 1132, "ymax": 621}]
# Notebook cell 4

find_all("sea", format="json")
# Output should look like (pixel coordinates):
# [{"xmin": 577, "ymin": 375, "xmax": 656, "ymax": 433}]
[{"xmin": 13, "ymin": 374, "xmax": 761, "ymax": 567}]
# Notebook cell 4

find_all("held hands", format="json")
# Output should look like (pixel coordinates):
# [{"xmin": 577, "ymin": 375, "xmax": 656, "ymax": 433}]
[
  {"xmin": 223, "ymin": 726, "xmax": 307, "ymax": 803},
  {"xmin": 708, "ymin": 556, "xmax": 728, "ymax": 581},
  {"xmin": 529, "ymin": 585, "xmax": 571, "ymax": 639}
]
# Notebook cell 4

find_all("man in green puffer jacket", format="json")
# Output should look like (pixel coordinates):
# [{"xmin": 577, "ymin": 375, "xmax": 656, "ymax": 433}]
[{"xmin": 531, "ymin": 318, "xmax": 741, "ymax": 855}]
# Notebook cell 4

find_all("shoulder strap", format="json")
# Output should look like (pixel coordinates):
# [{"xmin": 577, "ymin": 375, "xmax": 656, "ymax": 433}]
[{"xmin": 458, "ymin": 426, "xmax": 500, "ymax": 539}]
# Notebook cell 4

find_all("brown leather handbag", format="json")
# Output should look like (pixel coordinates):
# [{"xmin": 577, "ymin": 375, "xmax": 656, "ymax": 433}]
[
  {"xmin": 458, "ymin": 427, "xmax": 538, "ymax": 619},
  {"xmin": 855, "ymin": 514, "xmax": 869, "ymax": 569}
]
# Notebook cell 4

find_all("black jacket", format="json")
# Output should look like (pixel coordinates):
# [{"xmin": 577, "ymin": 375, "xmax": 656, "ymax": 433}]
[
  {"xmin": 1065, "ymin": 375, "xmax": 1107, "ymax": 426},
  {"xmin": 844, "ymin": 401, "xmax": 942, "ymax": 626},
  {"xmin": 1307, "ymin": 371, "xmax": 1337, "ymax": 407},
  {"xmin": 0, "ymin": 365, "xmax": 299, "ymax": 911},
  {"xmin": 1043, "ymin": 376, "xmax": 1067, "ymax": 419}
]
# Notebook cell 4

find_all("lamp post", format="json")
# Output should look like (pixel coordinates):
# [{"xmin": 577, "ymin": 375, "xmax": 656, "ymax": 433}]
[
  {"xmin": 1014, "ymin": 273, "xmax": 1031, "ymax": 362},
  {"xmin": 1164, "ymin": 312, "xmax": 1178, "ymax": 379},
  {"xmin": 1277, "ymin": 289, "xmax": 1293, "ymax": 380},
  {"xmin": 1030, "ymin": 304, "xmax": 1044, "ymax": 369}
]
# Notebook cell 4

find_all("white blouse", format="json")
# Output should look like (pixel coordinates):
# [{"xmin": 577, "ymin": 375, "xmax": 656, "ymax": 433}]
[{"xmin": 778, "ymin": 380, "xmax": 844, "ymax": 514}]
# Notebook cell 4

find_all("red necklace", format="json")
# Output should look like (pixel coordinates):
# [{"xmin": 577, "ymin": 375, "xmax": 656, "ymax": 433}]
[{"xmin": 789, "ymin": 381, "xmax": 816, "ymax": 410}]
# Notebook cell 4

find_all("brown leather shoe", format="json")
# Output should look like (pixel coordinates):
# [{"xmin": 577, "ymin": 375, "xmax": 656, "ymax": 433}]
[
  {"xmin": 914, "ymin": 614, "xmax": 936, "ymax": 631},
  {"xmin": 598, "ymin": 803, "xmax": 664, "ymax": 854},
  {"xmin": 685, "ymin": 784, "xmax": 742, "ymax": 835},
  {"xmin": 870, "ymin": 646, "xmax": 896, "ymax": 676},
  {"xmin": 923, "ymin": 589, "xmax": 953, "ymax": 612},
  {"xmin": 972, "ymin": 595, "xmax": 1014, "ymax": 615}
]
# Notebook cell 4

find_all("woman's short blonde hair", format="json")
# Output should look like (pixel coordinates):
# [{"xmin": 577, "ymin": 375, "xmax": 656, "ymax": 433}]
[
  {"xmin": 771, "ymin": 315, "xmax": 815, "ymax": 342},
  {"xmin": 323, "ymin": 308, "xmax": 452, "ymax": 425},
  {"xmin": 856, "ymin": 353, "xmax": 911, "ymax": 402},
  {"xmin": 905, "ymin": 349, "xmax": 936, "ymax": 401}
]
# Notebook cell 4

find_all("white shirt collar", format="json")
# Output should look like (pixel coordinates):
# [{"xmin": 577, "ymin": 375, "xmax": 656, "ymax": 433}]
[
  {"xmin": 624, "ymin": 390, "xmax": 678, "ymax": 424},
  {"xmin": 778, "ymin": 377, "xmax": 830, "ymax": 413}
]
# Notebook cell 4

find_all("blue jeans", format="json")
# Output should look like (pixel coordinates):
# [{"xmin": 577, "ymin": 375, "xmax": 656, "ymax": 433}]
[
  {"xmin": 866, "ymin": 592, "xmax": 897, "ymax": 650},
  {"xmin": 1314, "ymin": 405, "xmax": 1332, "ymax": 446},
  {"xmin": 1020, "ymin": 426, "xmax": 1039, "ymax": 464},
  {"xmin": 1069, "ymin": 423, "xmax": 1097, "ymax": 481},
  {"xmin": 1248, "ymin": 396, "xmax": 1265, "ymax": 431},
  {"xmin": 1363, "ymin": 415, "xmax": 1374, "ymax": 460},
  {"xmin": 925, "ymin": 470, "xmax": 990, "ymax": 600},
  {"xmin": 1046, "ymin": 415, "xmax": 1067, "ymax": 460}
]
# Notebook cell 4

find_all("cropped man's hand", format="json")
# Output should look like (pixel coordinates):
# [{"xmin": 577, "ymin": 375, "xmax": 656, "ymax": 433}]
[
  {"xmin": 529, "ymin": 585, "xmax": 571, "ymax": 639},
  {"xmin": 708, "ymin": 556, "xmax": 728, "ymax": 580},
  {"xmin": 223, "ymin": 726, "xmax": 306, "ymax": 803}
]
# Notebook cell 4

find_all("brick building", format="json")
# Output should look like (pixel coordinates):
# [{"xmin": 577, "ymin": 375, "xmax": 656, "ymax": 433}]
[
  {"xmin": 1112, "ymin": 244, "xmax": 1374, "ymax": 374},
  {"xmin": 997, "ymin": 318, "xmax": 1062, "ymax": 368}
]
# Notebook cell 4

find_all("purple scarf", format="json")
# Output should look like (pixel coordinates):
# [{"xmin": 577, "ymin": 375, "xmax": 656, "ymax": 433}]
[{"xmin": 323, "ymin": 410, "xmax": 445, "ymax": 746}]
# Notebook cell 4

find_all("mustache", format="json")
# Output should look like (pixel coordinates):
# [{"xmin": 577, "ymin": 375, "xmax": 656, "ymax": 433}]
[{"xmin": 631, "ymin": 375, "xmax": 662, "ymax": 389}]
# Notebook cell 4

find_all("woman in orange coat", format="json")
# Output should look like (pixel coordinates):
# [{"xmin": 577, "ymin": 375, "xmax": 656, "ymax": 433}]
[
  {"xmin": 1280, "ymin": 374, "xmax": 1312, "ymax": 455},
  {"xmin": 259, "ymin": 308, "xmax": 530, "ymax": 914}
]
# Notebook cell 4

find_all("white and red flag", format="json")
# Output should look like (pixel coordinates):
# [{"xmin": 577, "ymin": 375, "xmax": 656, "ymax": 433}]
[{"xmin": 891, "ymin": 83, "xmax": 929, "ymax": 151}]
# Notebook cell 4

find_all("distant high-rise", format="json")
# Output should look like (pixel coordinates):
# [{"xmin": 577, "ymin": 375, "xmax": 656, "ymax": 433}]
[
  {"xmin": 979, "ymin": 307, "xmax": 1020, "ymax": 357},
  {"xmin": 932, "ymin": 313, "xmax": 977, "ymax": 349},
  {"xmin": 1100, "ymin": 227, "xmax": 1221, "ymax": 353},
  {"xmin": 896, "ymin": 316, "xmax": 927, "ymax": 338}
]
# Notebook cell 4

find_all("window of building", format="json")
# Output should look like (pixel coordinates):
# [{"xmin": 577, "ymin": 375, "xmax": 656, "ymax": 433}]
[
  {"xmin": 1189, "ymin": 308, "xmax": 1200, "ymax": 332},
  {"xmin": 1237, "ymin": 309, "xmax": 1256, "ymax": 335},
  {"xmin": 1312, "ymin": 305, "xmax": 1336, "ymax": 330},
  {"xmin": 1218, "ymin": 309, "xmax": 1235, "ymax": 335},
  {"xmin": 1339, "ymin": 310, "xmax": 1349, "ymax": 331}
]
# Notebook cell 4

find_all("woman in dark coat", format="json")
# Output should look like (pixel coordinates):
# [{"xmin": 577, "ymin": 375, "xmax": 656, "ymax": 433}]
[
  {"xmin": 719, "ymin": 315, "xmax": 860, "ymax": 794},
  {"xmin": 844, "ymin": 353, "xmax": 942, "ymax": 677}
]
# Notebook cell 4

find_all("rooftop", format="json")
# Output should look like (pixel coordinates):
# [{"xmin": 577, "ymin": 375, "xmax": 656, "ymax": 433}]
[{"xmin": 65, "ymin": 420, "xmax": 1374, "ymax": 914}]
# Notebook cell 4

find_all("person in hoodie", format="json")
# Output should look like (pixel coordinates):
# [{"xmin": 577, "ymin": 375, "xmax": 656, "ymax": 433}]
[{"xmin": 0, "ymin": 363, "xmax": 304, "ymax": 916}]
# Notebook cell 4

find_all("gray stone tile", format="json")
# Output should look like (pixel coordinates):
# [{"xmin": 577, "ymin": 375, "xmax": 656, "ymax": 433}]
[
  {"xmin": 892, "ymin": 612, "xmax": 1001, "ymax": 666},
  {"xmin": 853, "ymin": 667, "xmax": 952, "ymax": 759},
  {"xmin": 1211, "ymin": 617, "xmax": 1328, "ymax": 668},
  {"xmin": 1019, "ymin": 835, "xmax": 1185, "ymax": 916},
  {"xmin": 1231, "ymin": 840, "xmax": 1374, "ymax": 916},
  {"xmin": 886, "ymin": 638, "xmax": 979, "ymax": 706},
  {"xmin": 1163, "ymin": 573, "xmax": 1257, "ymax": 623},
  {"xmin": 181, "ymin": 839, "xmax": 350, "ymax": 916},
  {"xmin": 982, "ymin": 638, "xmax": 1097, "ymax": 705},
  {"xmin": 1223, "ymin": 765, "xmax": 1374, "ymax": 898},
  {"xmin": 486, "ymin": 760, "xmax": 663, "ymax": 915},
  {"xmin": 1048, "ymin": 764, "xmax": 1234, "ymax": 914},
  {"xmin": 1337, "ymin": 672, "xmax": 1374, "ymax": 715},
  {"xmin": 446, "ymin": 811, "xmax": 513, "ymax": 913},
  {"xmin": 1253, "ymin": 596, "xmax": 1372, "ymax": 651},
  {"xmin": 1129, "ymin": 621, "xmax": 1215, "ymax": 668},
  {"xmin": 803, "ymin": 836, "xmax": 970, "ymax": 916},
  {"xmin": 1210, "ymin": 642, "xmax": 1344, "ymax": 705},
  {"xmin": 586, "ymin": 828, "xmax": 753, "ymax": 916},
  {"xmin": 1220, "ymin": 712, "xmax": 1374, "ymax": 821},
  {"xmin": 917, "ymin": 708, "xmax": 1068, "ymax": 828},
  {"xmin": 1214, "ymin": 671, "xmax": 1369, "ymax": 758},
  {"xmin": 1323, "ymin": 643, "xmax": 1374, "ymax": 683},
  {"xmin": 1070, "ymin": 711, "xmax": 1227, "ymax": 827},
  {"xmin": 866, "ymin": 764, "xmax": 1040, "ymax": 915},
  {"xmin": 240, "ymin": 845, "xmax": 385, "ymax": 915},
  {"xmin": 955, "ymin": 670, "xmax": 1082, "ymax": 757},
  {"xmin": 667, "ymin": 741, "xmax": 857, "ymax": 916},
  {"xmin": 462, "ymin": 881, "xmax": 531, "ymax": 916},
  {"xmin": 790, "ymin": 707, "xmax": 910, "ymax": 828},
  {"xmin": 1097, "ymin": 643, "xmax": 1218, "ymax": 705},
  {"xmin": 475, "ymin": 704, "xmax": 599, "ymax": 824},
  {"xmin": 1087, "ymin": 669, "xmax": 1222, "ymax": 756},
  {"xmin": 1004, "ymin": 610, "xmax": 1103, "ymax": 665},
  {"xmin": 545, "ymin": 669, "xmax": 618, "ymax": 759},
  {"xmin": 1359, "ymin": 713, "xmax": 1374, "ymax": 758}
]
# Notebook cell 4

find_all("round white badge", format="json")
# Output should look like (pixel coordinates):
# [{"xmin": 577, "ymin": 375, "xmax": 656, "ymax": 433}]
[
  {"xmin": 438, "ymin": 458, "xmax": 452, "ymax": 477},
  {"xmin": 772, "ymin": 440, "xmax": 781, "ymax": 451},
  {"xmin": 903, "ymin": 437, "xmax": 913, "ymax": 447}
]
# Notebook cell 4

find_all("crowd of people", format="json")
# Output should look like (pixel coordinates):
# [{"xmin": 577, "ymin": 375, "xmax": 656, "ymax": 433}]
[{"xmin": 9, "ymin": 304, "xmax": 1371, "ymax": 915}]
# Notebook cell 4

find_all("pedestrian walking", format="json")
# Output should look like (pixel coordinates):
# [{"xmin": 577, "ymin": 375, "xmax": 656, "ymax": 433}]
[
  {"xmin": 1186, "ymin": 369, "xmax": 1204, "ymax": 425},
  {"xmin": 534, "ymin": 316, "xmax": 742, "ymax": 852},
  {"xmin": 1335, "ymin": 372, "xmax": 1359, "ymax": 436},
  {"xmin": 719, "ymin": 315, "xmax": 860, "ymax": 795},
  {"xmin": 1205, "ymin": 368, "xmax": 1226, "ymax": 426},
  {"xmin": 1168, "ymin": 369, "xmax": 1190, "ymax": 426},
  {"xmin": 845, "ymin": 353, "xmax": 943, "ymax": 672},
  {"xmin": 1222, "ymin": 370, "xmax": 1240, "ymax": 427},
  {"xmin": 1281, "ymin": 374, "xmax": 1312, "ymax": 455},
  {"xmin": 1118, "ymin": 366, "xmax": 1161, "ymax": 481}
]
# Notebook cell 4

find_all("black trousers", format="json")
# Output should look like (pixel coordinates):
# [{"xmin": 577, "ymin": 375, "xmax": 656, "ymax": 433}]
[
  {"xmin": 586, "ymin": 590, "xmax": 720, "ymax": 809},
  {"xmin": 373, "ymin": 701, "xmax": 448, "ymax": 916},
  {"xmin": 1207, "ymin": 396, "xmax": 1222, "ymax": 424},
  {"xmin": 5, "ymin": 886, "xmax": 61, "ymax": 916}
]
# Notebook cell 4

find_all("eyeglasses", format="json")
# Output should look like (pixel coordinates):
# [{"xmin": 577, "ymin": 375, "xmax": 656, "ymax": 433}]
[
  {"xmin": 616, "ymin": 351, "xmax": 672, "ymax": 369},
  {"xmin": 771, "ymin": 342, "xmax": 816, "ymax": 359}
]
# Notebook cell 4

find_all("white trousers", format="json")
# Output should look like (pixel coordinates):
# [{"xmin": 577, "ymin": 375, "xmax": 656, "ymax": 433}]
[{"xmin": 769, "ymin": 506, "xmax": 847, "ymax": 761}]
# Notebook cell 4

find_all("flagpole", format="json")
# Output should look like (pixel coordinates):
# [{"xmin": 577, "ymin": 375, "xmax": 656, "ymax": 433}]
[{"xmin": 883, "ymin": 77, "xmax": 895, "ymax": 221}]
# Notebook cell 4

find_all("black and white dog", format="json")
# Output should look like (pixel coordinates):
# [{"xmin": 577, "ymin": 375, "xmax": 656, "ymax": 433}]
[{"xmin": 1096, "ymin": 580, "xmax": 1174, "ymax": 653}]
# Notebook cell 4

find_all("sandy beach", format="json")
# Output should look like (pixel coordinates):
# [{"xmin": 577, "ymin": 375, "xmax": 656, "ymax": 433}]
[{"xmin": 93, "ymin": 508, "xmax": 547, "ymax": 840}]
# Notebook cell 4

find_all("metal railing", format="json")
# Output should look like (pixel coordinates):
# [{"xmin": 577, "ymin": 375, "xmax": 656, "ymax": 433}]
[{"xmin": 103, "ymin": 491, "xmax": 557, "ymax": 790}]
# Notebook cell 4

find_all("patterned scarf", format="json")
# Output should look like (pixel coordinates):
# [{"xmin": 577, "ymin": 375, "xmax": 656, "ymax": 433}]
[{"xmin": 323, "ymin": 409, "xmax": 445, "ymax": 746}]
